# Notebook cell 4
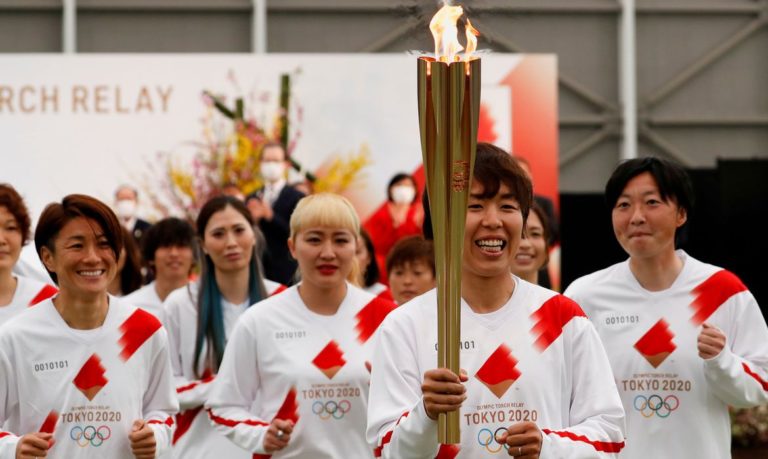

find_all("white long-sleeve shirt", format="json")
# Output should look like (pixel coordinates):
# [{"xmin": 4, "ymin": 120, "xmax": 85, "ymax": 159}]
[
  {"xmin": 161, "ymin": 279, "xmax": 286, "ymax": 459},
  {"xmin": 124, "ymin": 281, "xmax": 164, "ymax": 318},
  {"xmin": 565, "ymin": 251, "xmax": 768, "ymax": 459},
  {"xmin": 0, "ymin": 275, "xmax": 57, "ymax": 326},
  {"xmin": 0, "ymin": 296, "xmax": 178, "ymax": 459},
  {"xmin": 206, "ymin": 283, "xmax": 398, "ymax": 458},
  {"xmin": 367, "ymin": 276, "xmax": 626, "ymax": 459}
]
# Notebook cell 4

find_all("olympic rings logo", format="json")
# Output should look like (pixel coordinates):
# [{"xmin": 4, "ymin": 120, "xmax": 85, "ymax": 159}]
[
  {"xmin": 70, "ymin": 425, "xmax": 111, "ymax": 447},
  {"xmin": 477, "ymin": 427, "xmax": 509, "ymax": 454},
  {"xmin": 311, "ymin": 400, "xmax": 351, "ymax": 420},
  {"xmin": 633, "ymin": 394, "xmax": 679, "ymax": 418}
]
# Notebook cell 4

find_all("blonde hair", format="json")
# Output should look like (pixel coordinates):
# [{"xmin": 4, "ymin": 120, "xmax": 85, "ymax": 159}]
[{"xmin": 290, "ymin": 193, "xmax": 362, "ymax": 285}]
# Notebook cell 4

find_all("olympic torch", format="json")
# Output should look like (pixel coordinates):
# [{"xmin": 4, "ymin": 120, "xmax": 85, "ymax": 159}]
[{"xmin": 418, "ymin": 4, "xmax": 480, "ymax": 444}]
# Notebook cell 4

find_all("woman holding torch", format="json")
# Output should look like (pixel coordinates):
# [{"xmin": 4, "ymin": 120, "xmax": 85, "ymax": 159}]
[
  {"xmin": 0, "ymin": 194, "xmax": 177, "ymax": 459},
  {"xmin": 206, "ymin": 193, "xmax": 398, "ymax": 458},
  {"xmin": 367, "ymin": 144, "xmax": 626, "ymax": 458}
]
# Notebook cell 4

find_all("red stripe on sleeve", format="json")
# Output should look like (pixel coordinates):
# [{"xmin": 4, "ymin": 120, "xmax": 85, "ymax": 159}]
[
  {"xmin": 148, "ymin": 417, "xmax": 174, "ymax": 427},
  {"xmin": 274, "ymin": 387, "xmax": 300, "ymax": 423},
  {"xmin": 29, "ymin": 285, "xmax": 58, "ymax": 306},
  {"xmin": 373, "ymin": 411, "xmax": 409, "ymax": 457},
  {"xmin": 0, "ymin": 432, "xmax": 13, "ymax": 439},
  {"xmin": 270, "ymin": 284, "xmax": 287, "ymax": 296},
  {"xmin": 207, "ymin": 409, "xmax": 269, "ymax": 428},
  {"xmin": 176, "ymin": 375, "xmax": 215, "ymax": 394},
  {"xmin": 118, "ymin": 308, "xmax": 162, "ymax": 361},
  {"xmin": 742, "ymin": 362, "xmax": 768, "ymax": 391},
  {"xmin": 530, "ymin": 295, "xmax": 587, "ymax": 352},
  {"xmin": 542, "ymin": 429, "xmax": 624, "ymax": 453},
  {"xmin": 690, "ymin": 270, "xmax": 747, "ymax": 325}
]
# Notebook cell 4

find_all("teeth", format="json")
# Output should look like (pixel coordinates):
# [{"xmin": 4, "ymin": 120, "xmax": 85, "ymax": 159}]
[
  {"xmin": 476, "ymin": 239, "xmax": 504, "ymax": 247},
  {"xmin": 79, "ymin": 270, "xmax": 103, "ymax": 277}
]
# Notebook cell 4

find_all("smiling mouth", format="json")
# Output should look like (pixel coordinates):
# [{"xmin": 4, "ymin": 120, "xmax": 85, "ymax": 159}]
[
  {"xmin": 475, "ymin": 239, "xmax": 506, "ymax": 253},
  {"xmin": 78, "ymin": 270, "xmax": 105, "ymax": 278},
  {"xmin": 318, "ymin": 265, "xmax": 338, "ymax": 275}
]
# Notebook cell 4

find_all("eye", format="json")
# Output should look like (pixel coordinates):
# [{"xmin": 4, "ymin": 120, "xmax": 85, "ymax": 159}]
[
  {"xmin": 68, "ymin": 243, "xmax": 83, "ymax": 250},
  {"xmin": 501, "ymin": 202, "xmax": 519, "ymax": 212},
  {"xmin": 646, "ymin": 199, "xmax": 661, "ymax": 206},
  {"xmin": 467, "ymin": 202, "xmax": 482, "ymax": 210},
  {"xmin": 615, "ymin": 201, "xmax": 630, "ymax": 209}
]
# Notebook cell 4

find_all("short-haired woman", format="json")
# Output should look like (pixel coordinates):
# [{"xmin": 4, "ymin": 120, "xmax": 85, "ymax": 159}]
[
  {"xmin": 0, "ymin": 194, "xmax": 177, "ymax": 459},
  {"xmin": 207, "ymin": 193, "xmax": 398, "ymax": 458},
  {"xmin": 565, "ymin": 157, "xmax": 768, "ymax": 459},
  {"xmin": 0, "ymin": 184, "xmax": 57, "ymax": 327}
]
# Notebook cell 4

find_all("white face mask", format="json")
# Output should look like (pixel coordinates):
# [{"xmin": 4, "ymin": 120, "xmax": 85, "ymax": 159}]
[
  {"xmin": 115, "ymin": 199, "xmax": 137, "ymax": 220},
  {"xmin": 391, "ymin": 185, "xmax": 416, "ymax": 204},
  {"xmin": 261, "ymin": 162, "xmax": 286, "ymax": 182}
]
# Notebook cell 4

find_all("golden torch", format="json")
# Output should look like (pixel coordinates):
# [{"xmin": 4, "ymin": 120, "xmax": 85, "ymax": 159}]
[{"xmin": 418, "ymin": 4, "xmax": 481, "ymax": 444}]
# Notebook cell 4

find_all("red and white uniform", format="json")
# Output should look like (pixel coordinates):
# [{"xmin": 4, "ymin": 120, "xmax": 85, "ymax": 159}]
[
  {"xmin": 368, "ymin": 277, "xmax": 626, "ymax": 459},
  {"xmin": 365, "ymin": 282, "xmax": 394, "ymax": 304},
  {"xmin": 206, "ymin": 283, "xmax": 398, "ymax": 458},
  {"xmin": 124, "ymin": 281, "xmax": 164, "ymax": 319},
  {"xmin": 0, "ymin": 276, "xmax": 57, "ymax": 326},
  {"xmin": 565, "ymin": 251, "xmax": 768, "ymax": 459},
  {"xmin": 0, "ymin": 296, "xmax": 178, "ymax": 459},
  {"xmin": 161, "ymin": 279, "xmax": 287, "ymax": 459}
]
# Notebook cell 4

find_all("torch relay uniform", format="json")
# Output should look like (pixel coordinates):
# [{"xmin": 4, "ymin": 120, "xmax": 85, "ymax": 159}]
[
  {"xmin": 0, "ymin": 296, "xmax": 178, "ymax": 458},
  {"xmin": 367, "ymin": 276, "xmax": 626, "ymax": 459},
  {"xmin": 124, "ymin": 280, "xmax": 163, "ymax": 319},
  {"xmin": 0, "ymin": 275, "xmax": 57, "ymax": 326},
  {"xmin": 565, "ymin": 251, "xmax": 768, "ymax": 459},
  {"xmin": 206, "ymin": 283, "xmax": 398, "ymax": 458},
  {"xmin": 161, "ymin": 279, "xmax": 286, "ymax": 459}
]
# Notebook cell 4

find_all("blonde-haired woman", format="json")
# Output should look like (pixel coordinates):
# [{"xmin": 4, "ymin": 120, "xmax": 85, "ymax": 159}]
[{"xmin": 207, "ymin": 193, "xmax": 397, "ymax": 458}]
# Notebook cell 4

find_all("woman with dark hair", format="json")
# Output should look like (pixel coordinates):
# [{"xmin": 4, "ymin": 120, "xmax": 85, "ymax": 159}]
[
  {"xmin": 0, "ymin": 194, "xmax": 177, "ymax": 459},
  {"xmin": 565, "ymin": 157, "xmax": 768, "ymax": 459},
  {"xmin": 207, "ymin": 193, "xmax": 398, "ymax": 458},
  {"xmin": 124, "ymin": 217, "xmax": 197, "ymax": 318},
  {"xmin": 510, "ymin": 202, "xmax": 551, "ymax": 286},
  {"xmin": 356, "ymin": 229, "xmax": 392, "ymax": 301},
  {"xmin": 363, "ymin": 172, "xmax": 423, "ymax": 283},
  {"xmin": 385, "ymin": 236, "xmax": 435, "ymax": 306},
  {"xmin": 0, "ymin": 184, "xmax": 57, "ymax": 326},
  {"xmin": 108, "ymin": 226, "xmax": 144, "ymax": 297},
  {"xmin": 162, "ymin": 196, "xmax": 283, "ymax": 459}
]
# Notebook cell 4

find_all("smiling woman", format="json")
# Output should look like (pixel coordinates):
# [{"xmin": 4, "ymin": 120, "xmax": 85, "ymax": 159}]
[
  {"xmin": 206, "ymin": 193, "xmax": 398, "ymax": 458},
  {"xmin": 0, "ymin": 194, "xmax": 177, "ymax": 459}
]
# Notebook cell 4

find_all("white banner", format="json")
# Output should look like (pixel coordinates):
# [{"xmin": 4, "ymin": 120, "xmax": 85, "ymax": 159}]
[{"xmin": 0, "ymin": 54, "xmax": 529, "ymax": 222}]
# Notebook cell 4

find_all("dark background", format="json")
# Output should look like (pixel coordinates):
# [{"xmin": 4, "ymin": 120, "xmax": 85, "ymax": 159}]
[{"xmin": 561, "ymin": 158, "xmax": 768, "ymax": 316}]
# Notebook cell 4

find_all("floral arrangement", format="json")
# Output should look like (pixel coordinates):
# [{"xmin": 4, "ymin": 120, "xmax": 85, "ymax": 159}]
[
  {"xmin": 732, "ymin": 405, "xmax": 768, "ymax": 448},
  {"xmin": 144, "ymin": 71, "xmax": 370, "ymax": 220}
]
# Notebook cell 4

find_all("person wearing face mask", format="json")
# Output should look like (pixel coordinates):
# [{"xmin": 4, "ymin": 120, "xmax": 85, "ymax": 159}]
[
  {"xmin": 114, "ymin": 185, "xmax": 152, "ymax": 248},
  {"xmin": 246, "ymin": 142, "xmax": 306, "ymax": 285},
  {"xmin": 363, "ymin": 173, "xmax": 424, "ymax": 284}
]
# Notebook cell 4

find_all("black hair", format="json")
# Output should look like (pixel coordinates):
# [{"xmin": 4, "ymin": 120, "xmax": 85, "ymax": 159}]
[
  {"xmin": 386, "ymin": 173, "xmax": 418, "ymax": 203},
  {"xmin": 605, "ymin": 157, "xmax": 694, "ymax": 244},
  {"xmin": 141, "ymin": 217, "xmax": 198, "ymax": 275},
  {"xmin": 358, "ymin": 229, "xmax": 380, "ymax": 288}
]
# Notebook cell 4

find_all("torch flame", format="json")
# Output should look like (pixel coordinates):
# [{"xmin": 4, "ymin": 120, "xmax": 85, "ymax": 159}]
[
  {"xmin": 429, "ymin": 4, "xmax": 464, "ymax": 62},
  {"xmin": 464, "ymin": 18, "xmax": 479, "ymax": 60}
]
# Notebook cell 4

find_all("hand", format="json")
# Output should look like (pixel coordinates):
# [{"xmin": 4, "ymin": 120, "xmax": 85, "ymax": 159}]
[
  {"xmin": 247, "ymin": 198, "xmax": 266, "ymax": 221},
  {"xmin": 128, "ymin": 420, "xmax": 156, "ymax": 459},
  {"xmin": 495, "ymin": 421, "xmax": 543, "ymax": 458},
  {"xmin": 15, "ymin": 433, "xmax": 53, "ymax": 459},
  {"xmin": 421, "ymin": 368, "xmax": 468, "ymax": 420},
  {"xmin": 264, "ymin": 419, "xmax": 294, "ymax": 453},
  {"xmin": 698, "ymin": 322, "xmax": 726, "ymax": 360}
]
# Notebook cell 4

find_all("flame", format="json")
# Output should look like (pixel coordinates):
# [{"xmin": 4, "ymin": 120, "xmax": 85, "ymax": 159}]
[
  {"xmin": 429, "ymin": 4, "xmax": 464, "ymax": 62},
  {"xmin": 464, "ymin": 18, "xmax": 479, "ymax": 60}
]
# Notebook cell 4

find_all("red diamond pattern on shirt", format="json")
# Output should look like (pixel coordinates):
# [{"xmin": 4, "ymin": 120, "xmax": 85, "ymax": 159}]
[
  {"xmin": 355, "ymin": 296, "xmax": 398, "ymax": 344},
  {"xmin": 312, "ymin": 340, "xmax": 347, "ymax": 380},
  {"xmin": 73, "ymin": 354, "xmax": 108, "ymax": 401},
  {"xmin": 634, "ymin": 319, "xmax": 676, "ymax": 368},
  {"xmin": 475, "ymin": 344, "xmax": 521, "ymax": 398}
]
